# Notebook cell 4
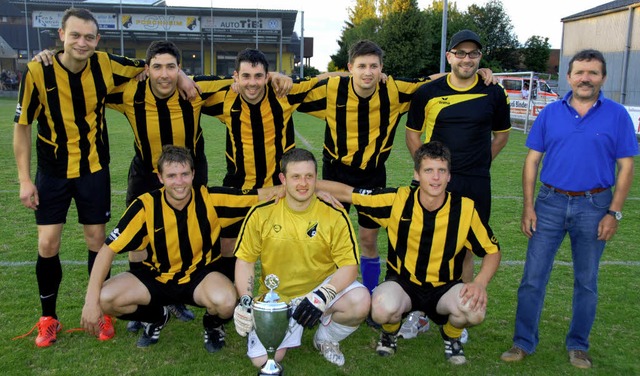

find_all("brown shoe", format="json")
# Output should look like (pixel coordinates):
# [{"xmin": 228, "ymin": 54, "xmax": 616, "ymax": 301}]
[
  {"xmin": 500, "ymin": 345, "xmax": 528, "ymax": 362},
  {"xmin": 569, "ymin": 350, "xmax": 592, "ymax": 369}
]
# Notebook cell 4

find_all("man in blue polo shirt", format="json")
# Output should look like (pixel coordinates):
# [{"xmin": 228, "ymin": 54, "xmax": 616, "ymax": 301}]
[{"xmin": 500, "ymin": 49, "xmax": 637, "ymax": 369}]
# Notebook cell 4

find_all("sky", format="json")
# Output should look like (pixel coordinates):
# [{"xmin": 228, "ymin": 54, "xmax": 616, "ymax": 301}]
[{"xmin": 168, "ymin": 0, "xmax": 610, "ymax": 70}]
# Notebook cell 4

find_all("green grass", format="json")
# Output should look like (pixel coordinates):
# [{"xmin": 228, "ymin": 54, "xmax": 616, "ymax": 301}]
[{"xmin": 0, "ymin": 96, "xmax": 639, "ymax": 375}]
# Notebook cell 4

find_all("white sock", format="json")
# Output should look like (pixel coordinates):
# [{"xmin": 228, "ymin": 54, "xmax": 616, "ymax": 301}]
[{"xmin": 315, "ymin": 320, "xmax": 357, "ymax": 343}]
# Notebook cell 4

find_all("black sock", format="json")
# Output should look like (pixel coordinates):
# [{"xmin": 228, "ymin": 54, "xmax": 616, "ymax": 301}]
[
  {"xmin": 36, "ymin": 254, "xmax": 62, "ymax": 319},
  {"xmin": 118, "ymin": 305, "xmax": 165, "ymax": 323},
  {"xmin": 88, "ymin": 249, "xmax": 110, "ymax": 280},
  {"xmin": 203, "ymin": 312, "xmax": 231, "ymax": 329}
]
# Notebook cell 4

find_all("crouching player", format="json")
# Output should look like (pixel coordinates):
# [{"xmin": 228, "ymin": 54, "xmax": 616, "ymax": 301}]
[{"xmin": 317, "ymin": 141, "xmax": 501, "ymax": 364}]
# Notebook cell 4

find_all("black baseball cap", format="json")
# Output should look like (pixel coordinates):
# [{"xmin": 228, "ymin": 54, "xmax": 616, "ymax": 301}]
[{"xmin": 448, "ymin": 29, "xmax": 482, "ymax": 50}]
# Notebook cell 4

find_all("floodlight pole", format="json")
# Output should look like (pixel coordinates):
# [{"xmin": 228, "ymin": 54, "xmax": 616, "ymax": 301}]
[{"xmin": 439, "ymin": 0, "xmax": 448, "ymax": 73}]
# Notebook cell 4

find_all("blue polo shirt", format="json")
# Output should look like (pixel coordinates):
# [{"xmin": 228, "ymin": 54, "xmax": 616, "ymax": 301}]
[{"xmin": 526, "ymin": 91, "xmax": 638, "ymax": 191}]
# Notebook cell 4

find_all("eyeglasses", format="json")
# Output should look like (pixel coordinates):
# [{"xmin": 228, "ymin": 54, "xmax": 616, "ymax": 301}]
[{"xmin": 449, "ymin": 50, "xmax": 482, "ymax": 59}]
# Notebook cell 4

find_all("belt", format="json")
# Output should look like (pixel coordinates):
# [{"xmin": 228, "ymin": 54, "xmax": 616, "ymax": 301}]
[{"xmin": 543, "ymin": 183, "xmax": 606, "ymax": 196}]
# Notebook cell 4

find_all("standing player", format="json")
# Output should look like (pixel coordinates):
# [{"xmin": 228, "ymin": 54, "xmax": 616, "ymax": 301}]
[
  {"xmin": 233, "ymin": 148, "xmax": 370, "ymax": 368},
  {"xmin": 202, "ymin": 49, "xmax": 324, "ymax": 277},
  {"xmin": 404, "ymin": 30, "xmax": 510, "ymax": 339},
  {"xmin": 81, "ymin": 145, "xmax": 281, "ymax": 351},
  {"xmin": 13, "ymin": 8, "xmax": 147, "ymax": 347},
  {"xmin": 317, "ymin": 141, "xmax": 501, "ymax": 365}
]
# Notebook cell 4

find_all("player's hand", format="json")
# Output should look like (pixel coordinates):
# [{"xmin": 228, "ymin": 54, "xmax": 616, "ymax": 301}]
[
  {"xmin": 521, "ymin": 206, "xmax": 537, "ymax": 238},
  {"xmin": 477, "ymin": 68, "xmax": 497, "ymax": 85},
  {"xmin": 315, "ymin": 189, "xmax": 344, "ymax": 209},
  {"xmin": 135, "ymin": 70, "xmax": 148, "ymax": 82},
  {"xmin": 459, "ymin": 281, "xmax": 487, "ymax": 312},
  {"xmin": 292, "ymin": 284, "xmax": 336, "ymax": 328},
  {"xmin": 19, "ymin": 181, "xmax": 39, "ymax": 210},
  {"xmin": 33, "ymin": 49, "xmax": 55, "ymax": 66},
  {"xmin": 177, "ymin": 71, "xmax": 201, "ymax": 101},
  {"xmin": 234, "ymin": 296, "xmax": 253, "ymax": 337},
  {"xmin": 269, "ymin": 72, "xmax": 293, "ymax": 97},
  {"xmin": 80, "ymin": 303, "xmax": 103, "ymax": 337},
  {"xmin": 379, "ymin": 72, "xmax": 388, "ymax": 84},
  {"xmin": 597, "ymin": 214, "xmax": 618, "ymax": 241}
]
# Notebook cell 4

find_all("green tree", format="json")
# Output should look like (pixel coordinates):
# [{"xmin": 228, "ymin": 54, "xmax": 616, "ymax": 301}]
[
  {"xmin": 465, "ymin": 0, "xmax": 520, "ymax": 71},
  {"xmin": 522, "ymin": 35, "xmax": 551, "ymax": 73},
  {"xmin": 330, "ymin": 0, "xmax": 380, "ymax": 71},
  {"xmin": 377, "ymin": 0, "xmax": 429, "ymax": 77},
  {"xmin": 422, "ymin": 0, "xmax": 469, "ymax": 75}
]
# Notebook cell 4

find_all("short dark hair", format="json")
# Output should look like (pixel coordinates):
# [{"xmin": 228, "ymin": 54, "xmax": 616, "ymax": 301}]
[
  {"xmin": 61, "ymin": 8, "xmax": 99, "ymax": 34},
  {"xmin": 157, "ymin": 145, "xmax": 194, "ymax": 174},
  {"xmin": 568, "ymin": 49, "xmax": 607, "ymax": 77},
  {"xmin": 348, "ymin": 40, "xmax": 384, "ymax": 64},
  {"xmin": 280, "ymin": 148, "xmax": 317, "ymax": 174},
  {"xmin": 414, "ymin": 141, "xmax": 451, "ymax": 171},
  {"xmin": 146, "ymin": 40, "xmax": 181, "ymax": 65},
  {"xmin": 235, "ymin": 49, "xmax": 269, "ymax": 73}
]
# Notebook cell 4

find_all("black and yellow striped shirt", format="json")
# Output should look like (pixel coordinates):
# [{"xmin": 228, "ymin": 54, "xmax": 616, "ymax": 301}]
[
  {"xmin": 406, "ymin": 74, "xmax": 511, "ymax": 177},
  {"xmin": 202, "ymin": 78, "xmax": 318, "ymax": 189},
  {"xmin": 352, "ymin": 187, "xmax": 499, "ymax": 287},
  {"xmin": 106, "ymin": 185, "xmax": 259, "ymax": 284},
  {"xmin": 106, "ymin": 76, "xmax": 233, "ymax": 173},
  {"xmin": 15, "ymin": 51, "xmax": 144, "ymax": 178},
  {"xmin": 298, "ymin": 76, "xmax": 429, "ymax": 170}
]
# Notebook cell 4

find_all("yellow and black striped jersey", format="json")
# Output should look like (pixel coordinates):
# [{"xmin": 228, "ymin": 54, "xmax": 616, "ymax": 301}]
[
  {"xmin": 298, "ymin": 75, "xmax": 429, "ymax": 170},
  {"xmin": 106, "ymin": 76, "xmax": 233, "ymax": 173},
  {"xmin": 234, "ymin": 197, "xmax": 359, "ymax": 302},
  {"xmin": 106, "ymin": 185, "xmax": 259, "ymax": 284},
  {"xmin": 202, "ymin": 78, "xmax": 318, "ymax": 189},
  {"xmin": 352, "ymin": 186, "xmax": 499, "ymax": 287},
  {"xmin": 15, "ymin": 51, "xmax": 144, "ymax": 179},
  {"xmin": 406, "ymin": 74, "xmax": 511, "ymax": 177}
]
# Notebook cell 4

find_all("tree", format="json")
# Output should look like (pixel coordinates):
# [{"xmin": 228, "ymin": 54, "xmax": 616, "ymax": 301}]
[
  {"xmin": 330, "ymin": 0, "xmax": 380, "ymax": 71},
  {"xmin": 422, "ymin": 0, "xmax": 469, "ymax": 75},
  {"xmin": 377, "ymin": 0, "xmax": 430, "ymax": 77},
  {"xmin": 465, "ymin": 0, "xmax": 520, "ymax": 71},
  {"xmin": 522, "ymin": 35, "xmax": 551, "ymax": 73}
]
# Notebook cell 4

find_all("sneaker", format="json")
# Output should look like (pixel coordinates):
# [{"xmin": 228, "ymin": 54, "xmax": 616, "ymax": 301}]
[
  {"xmin": 136, "ymin": 308, "xmax": 170, "ymax": 348},
  {"xmin": 313, "ymin": 337, "xmax": 345, "ymax": 366},
  {"xmin": 439, "ymin": 326, "xmax": 466, "ymax": 365},
  {"xmin": 203, "ymin": 325, "xmax": 226, "ymax": 353},
  {"xmin": 98, "ymin": 315, "xmax": 115, "ymax": 341},
  {"xmin": 376, "ymin": 331, "xmax": 398, "ymax": 357},
  {"xmin": 167, "ymin": 303, "xmax": 195, "ymax": 322},
  {"xmin": 35, "ymin": 316, "xmax": 62, "ymax": 348},
  {"xmin": 397, "ymin": 311, "xmax": 430, "ymax": 339},
  {"xmin": 569, "ymin": 350, "xmax": 592, "ymax": 369},
  {"xmin": 460, "ymin": 328, "xmax": 469, "ymax": 344},
  {"xmin": 127, "ymin": 320, "xmax": 143, "ymax": 333},
  {"xmin": 501, "ymin": 345, "xmax": 528, "ymax": 362}
]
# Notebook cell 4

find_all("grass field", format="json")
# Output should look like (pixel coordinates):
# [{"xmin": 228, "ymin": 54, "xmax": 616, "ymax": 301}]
[{"xmin": 0, "ymin": 96, "xmax": 639, "ymax": 375}]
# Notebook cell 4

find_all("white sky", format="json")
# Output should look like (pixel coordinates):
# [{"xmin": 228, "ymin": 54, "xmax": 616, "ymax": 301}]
[{"xmin": 168, "ymin": 0, "xmax": 610, "ymax": 70}]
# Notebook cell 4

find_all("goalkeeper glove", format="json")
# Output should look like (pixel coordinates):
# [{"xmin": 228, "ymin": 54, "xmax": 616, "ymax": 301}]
[
  {"xmin": 233, "ymin": 295, "xmax": 253, "ymax": 337},
  {"xmin": 292, "ymin": 284, "xmax": 337, "ymax": 328}
]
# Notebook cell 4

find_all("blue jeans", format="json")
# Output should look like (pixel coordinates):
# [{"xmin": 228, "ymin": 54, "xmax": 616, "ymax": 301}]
[{"xmin": 513, "ymin": 184, "xmax": 611, "ymax": 353}]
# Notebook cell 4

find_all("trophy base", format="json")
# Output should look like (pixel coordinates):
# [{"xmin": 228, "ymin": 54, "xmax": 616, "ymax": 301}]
[{"xmin": 258, "ymin": 359, "xmax": 283, "ymax": 375}]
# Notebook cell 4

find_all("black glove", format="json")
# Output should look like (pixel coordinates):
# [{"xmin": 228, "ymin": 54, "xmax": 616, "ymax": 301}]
[{"xmin": 292, "ymin": 284, "xmax": 336, "ymax": 328}]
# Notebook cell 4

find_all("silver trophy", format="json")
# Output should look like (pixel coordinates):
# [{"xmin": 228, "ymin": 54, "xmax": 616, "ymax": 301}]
[{"xmin": 252, "ymin": 274, "xmax": 290, "ymax": 376}]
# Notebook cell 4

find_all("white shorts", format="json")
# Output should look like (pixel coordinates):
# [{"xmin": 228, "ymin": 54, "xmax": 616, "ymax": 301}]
[{"xmin": 246, "ymin": 277, "xmax": 365, "ymax": 359}]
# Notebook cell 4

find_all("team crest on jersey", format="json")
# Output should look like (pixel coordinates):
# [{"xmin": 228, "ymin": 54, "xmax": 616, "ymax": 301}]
[
  {"xmin": 490, "ymin": 235, "xmax": 499, "ymax": 245},
  {"xmin": 108, "ymin": 228, "xmax": 121, "ymax": 242},
  {"xmin": 242, "ymin": 189, "xmax": 251, "ymax": 195},
  {"xmin": 306, "ymin": 222, "xmax": 318, "ymax": 238},
  {"xmin": 273, "ymin": 224, "xmax": 282, "ymax": 233}
]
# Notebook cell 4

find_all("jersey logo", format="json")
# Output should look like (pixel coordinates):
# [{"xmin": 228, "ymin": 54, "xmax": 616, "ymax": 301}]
[
  {"xmin": 154, "ymin": 227, "xmax": 164, "ymax": 233},
  {"xmin": 46, "ymin": 86, "xmax": 56, "ymax": 92},
  {"xmin": 307, "ymin": 222, "xmax": 318, "ymax": 238},
  {"xmin": 273, "ymin": 224, "xmax": 282, "ymax": 233},
  {"xmin": 108, "ymin": 228, "xmax": 121, "ymax": 242},
  {"xmin": 400, "ymin": 217, "xmax": 411, "ymax": 222}
]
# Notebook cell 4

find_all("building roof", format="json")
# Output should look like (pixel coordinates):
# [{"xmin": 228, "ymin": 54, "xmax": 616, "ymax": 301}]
[{"xmin": 562, "ymin": 0, "xmax": 640, "ymax": 21}]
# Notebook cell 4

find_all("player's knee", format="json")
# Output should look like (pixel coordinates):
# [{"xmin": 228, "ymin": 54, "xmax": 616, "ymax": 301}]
[
  {"xmin": 458, "ymin": 300, "xmax": 485, "ymax": 326},
  {"xmin": 346, "ymin": 288, "xmax": 371, "ymax": 320},
  {"xmin": 371, "ymin": 293, "xmax": 399, "ymax": 322}
]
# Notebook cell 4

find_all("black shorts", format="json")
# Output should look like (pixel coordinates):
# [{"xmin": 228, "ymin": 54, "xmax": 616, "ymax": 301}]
[
  {"xmin": 411, "ymin": 174, "xmax": 491, "ymax": 224},
  {"xmin": 323, "ymin": 157, "xmax": 385, "ymax": 229},
  {"xmin": 35, "ymin": 168, "xmax": 111, "ymax": 225},
  {"xmin": 126, "ymin": 154, "xmax": 209, "ymax": 205},
  {"xmin": 128, "ymin": 262, "xmax": 224, "ymax": 307},
  {"xmin": 384, "ymin": 269, "xmax": 461, "ymax": 326},
  {"xmin": 220, "ymin": 220, "xmax": 242, "ymax": 239}
]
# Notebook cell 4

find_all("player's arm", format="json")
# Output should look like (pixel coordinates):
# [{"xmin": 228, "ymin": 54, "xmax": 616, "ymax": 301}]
[
  {"xmin": 327, "ymin": 264, "xmax": 358, "ymax": 293},
  {"xmin": 256, "ymin": 185, "xmax": 285, "ymax": 202},
  {"xmin": 315, "ymin": 179, "xmax": 355, "ymax": 204},
  {"xmin": 405, "ymin": 128, "xmax": 423, "ymax": 157},
  {"xmin": 521, "ymin": 149, "xmax": 543, "ymax": 238},
  {"xmin": 267, "ymin": 72, "xmax": 293, "ymax": 97},
  {"xmin": 81, "ymin": 243, "xmax": 116, "ymax": 337},
  {"xmin": 598, "ymin": 156, "xmax": 634, "ymax": 241},
  {"xmin": 491, "ymin": 130, "xmax": 510, "ymax": 160},
  {"xmin": 13, "ymin": 122, "xmax": 38, "ymax": 210},
  {"xmin": 460, "ymin": 251, "xmax": 501, "ymax": 312},
  {"xmin": 233, "ymin": 258, "xmax": 256, "ymax": 336}
]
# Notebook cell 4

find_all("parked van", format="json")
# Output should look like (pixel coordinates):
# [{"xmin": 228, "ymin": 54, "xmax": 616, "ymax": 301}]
[{"xmin": 496, "ymin": 75, "xmax": 559, "ymax": 120}]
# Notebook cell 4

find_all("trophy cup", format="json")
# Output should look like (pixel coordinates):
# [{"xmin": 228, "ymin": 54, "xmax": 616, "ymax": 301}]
[{"xmin": 252, "ymin": 274, "xmax": 290, "ymax": 376}]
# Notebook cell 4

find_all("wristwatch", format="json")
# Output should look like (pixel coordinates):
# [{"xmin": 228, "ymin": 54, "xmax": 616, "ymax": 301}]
[{"xmin": 607, "ymin": 210, "xmax": 622, "ymax": 221}]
